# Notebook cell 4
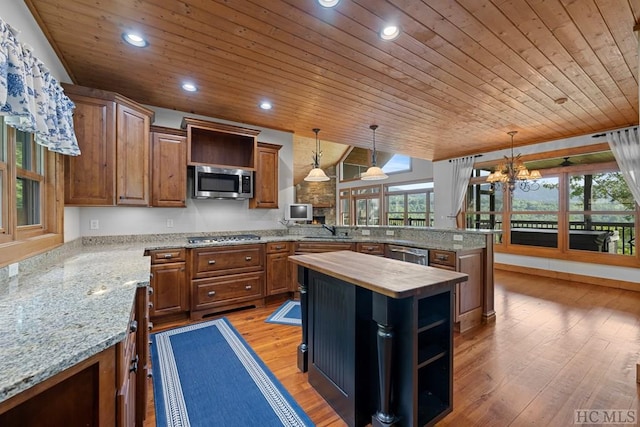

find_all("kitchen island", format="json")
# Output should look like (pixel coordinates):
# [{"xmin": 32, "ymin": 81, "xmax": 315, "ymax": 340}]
[{"xmin": 289, "ymin": 250, "xmax": 468, "ymax": 427}]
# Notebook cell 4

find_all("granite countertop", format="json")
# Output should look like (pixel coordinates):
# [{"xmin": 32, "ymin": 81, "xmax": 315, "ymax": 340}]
[
  {"xmin": 0, "ymin": 244, "xmax": 150, "ymax": 404},
  {"xmin": 289, "ymin": 251, "xmax": 468, "ymax": 298}
]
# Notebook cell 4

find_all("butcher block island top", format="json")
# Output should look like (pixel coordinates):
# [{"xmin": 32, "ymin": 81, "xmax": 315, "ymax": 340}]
[{"xmin": 288, "ymin": 250, "xmax": 468, "ymax": 298}]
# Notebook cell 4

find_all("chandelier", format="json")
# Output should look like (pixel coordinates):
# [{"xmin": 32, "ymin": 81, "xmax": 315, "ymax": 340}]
[
  {"xmin": 361, "ymin": 124, "xmax": 388, "ymax": 180},
  {"xmin": 304, "ymin": 128, "xmax": 330, "ymax": 182},
  {"xmin": 486, "ymin": 131, "xmax": 541, "ymax": 193}
]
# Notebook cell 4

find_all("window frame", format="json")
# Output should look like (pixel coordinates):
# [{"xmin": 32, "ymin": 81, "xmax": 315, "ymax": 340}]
[
  {"xmin": 466, "ymin": 155, "xmax": 639, "ymax": 268},
  {"xmin": 0, "ymin": 119, "xmax": 64, "ymax": 266}
]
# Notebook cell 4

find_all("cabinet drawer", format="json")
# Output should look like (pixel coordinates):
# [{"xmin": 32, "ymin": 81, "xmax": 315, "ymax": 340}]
[
  {"xmin": 117, "ymin": 311, "xmax": 138, "ymax": 387},
  {"xmin": 356, "ymin": 242, "xmax": 384, "ymax": 255},
  {"xmin": 295, "ymin": 242, "xmax": 355, "ymax": 253},
  {"xmin": 192, "ymin": 244, "xmax": 264, "ymax": 278},
  {"xmin": 429, "ymin": 250, "xmax": 456, "ymax": 268},
  {"xmin": 266, "ymin": 241, "xmax": 290, "ymax": 253},
  {"xmin": 192, "ymin": 272, "xmax": 264, "ymax": 310},
  {"xmin": 150, "ymin": 248, "xmax": 186, "ymax": 264}
]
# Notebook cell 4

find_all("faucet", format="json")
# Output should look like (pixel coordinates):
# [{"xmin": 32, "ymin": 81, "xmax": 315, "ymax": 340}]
[{"xmin": 322, "ymin": 224, "xmax": 337, "ymax": 236}]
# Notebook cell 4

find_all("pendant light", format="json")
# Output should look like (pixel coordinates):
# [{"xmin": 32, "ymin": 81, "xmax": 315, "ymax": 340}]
[
  {"xmin": 304, "ymin": 128, "xmax": 330, "ymax": 182},
  {"xmin": 361, "ymin": 124, "xmax": 388, "ymax": 180}
]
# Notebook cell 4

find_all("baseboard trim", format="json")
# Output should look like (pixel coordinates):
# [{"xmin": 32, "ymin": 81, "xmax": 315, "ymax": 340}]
[{"xmin": 495, "ymin": 263, "xmax": 640, "ymax": 292}]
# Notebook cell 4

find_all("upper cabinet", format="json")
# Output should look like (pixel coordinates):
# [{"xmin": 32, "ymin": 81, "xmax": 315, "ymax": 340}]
[
  {"xmin": 63, "ymin": 84, "xmax": 154, "ymax": 206},
  {"xmin": 181, "ymin": 117, "xmax": 260, "ymax": 169},
  {"xmin": 150, "ymin": 126, "xmax": 187, "ymax": 208},
  {"xmin": 249, "ymin": 142, "xmax": 281, "ymax": 209}
]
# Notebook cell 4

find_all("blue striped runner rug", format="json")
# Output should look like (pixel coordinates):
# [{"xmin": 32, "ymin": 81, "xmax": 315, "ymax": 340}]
[
  {"xmin": 151, "ymin": 318, "xmax": 314, "ymax": 426},
  {"xmin": 265, "ymin": 300, "xmax": 301, "ymax": 326}
]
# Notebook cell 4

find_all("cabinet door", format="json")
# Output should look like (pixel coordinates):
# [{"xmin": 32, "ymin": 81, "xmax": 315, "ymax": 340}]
[
  {"xmin": 249, "ymin": 143, "xmax": 281, "ymax": 209},
  {"xmin": 457, "ymin": 252, "xmax": 483, "ymax": 315},
  {"xmin": 151, "ymin": 130, "xmax": 187, "ymax": 207},
  {"xmin": 64, "ymin": 95, "xmax": 116, "ymax": 205},
  {"xmin": 150, "ymin": 263, "xmax": 188, "ymax": 318},
  {"xmin": 116, "ymin": 104, "xmax": 150, "ymax": 206},
  {"xmin": 266, "ymin": 252, "xmax": 290, "ymax": 295}
]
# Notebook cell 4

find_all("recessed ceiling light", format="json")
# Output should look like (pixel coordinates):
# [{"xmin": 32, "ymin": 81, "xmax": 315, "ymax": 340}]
[
  {"xmin": 380, "ymin": 25, "xmax": 400, "ymax": 41},
  {"xmin": 122, "ymin": 32, "xmax": 148, "ymax": 48},
  {"xmin": 260, "ymin": 101, "xmax": 272, "ymax": 110},
  {"xmin": 182, "ymin": 82, "xmax": 197, "ymax": 92},
  {"xmin": 318, "ymin": 0, "xmax": 340, "ymax": 7}
]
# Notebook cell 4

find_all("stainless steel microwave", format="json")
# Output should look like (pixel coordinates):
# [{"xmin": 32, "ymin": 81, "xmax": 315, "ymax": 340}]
[{"xmin": 193, "ymin": 165, "xmax": 253, "ymax": 200}]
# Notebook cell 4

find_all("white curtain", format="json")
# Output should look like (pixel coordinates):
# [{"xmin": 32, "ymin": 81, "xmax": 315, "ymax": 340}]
[
  {"xmin": 450, "ymin": 156, "xmax": 475, "ymax": 226},
  {"xmin": 607, "ymin": 127, "xmax": 640, "ymax": 207},
  {"xmin": 0, "ymin": 17, "xmax": 80, "ymax": 156}
]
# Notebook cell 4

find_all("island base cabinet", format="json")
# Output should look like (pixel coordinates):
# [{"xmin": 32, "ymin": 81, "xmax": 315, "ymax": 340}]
[{"xmin": 304, "ymin": 269, "xmax": 453, "ymax": 427}]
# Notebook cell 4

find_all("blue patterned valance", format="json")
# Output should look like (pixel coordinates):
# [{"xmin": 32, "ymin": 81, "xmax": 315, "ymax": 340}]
[{"xmin": 0, "ymin": 17, "xmax": 80, "ymax": 156}]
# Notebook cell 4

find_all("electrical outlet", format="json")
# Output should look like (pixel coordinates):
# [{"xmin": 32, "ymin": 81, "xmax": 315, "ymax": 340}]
[
  {"xmin": 361, "ymin": 229, "xmax": 371, "ymax": 236},
  {"xmin": 386, "ymin": 230, "xmax": 395, "ymax": 236},
  {"xmin": 453, "ymin": 234, "xmax": 463, "ymax": 241},
  {"xmin": 167, "ymin": 219, "xmax": 174, "ymax": 228},
  {"xmin": 8, "ymin": 263, "xmax": 19, "ymax": 277},
  {"xmin": 90, "ymin": 219, "xmax": 99, "ymax": 230}
]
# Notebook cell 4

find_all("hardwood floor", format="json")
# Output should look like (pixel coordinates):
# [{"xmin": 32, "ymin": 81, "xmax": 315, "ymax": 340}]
[{"xmin": 144, "ymin": 270, "xmax": 640, "ymax": 426}]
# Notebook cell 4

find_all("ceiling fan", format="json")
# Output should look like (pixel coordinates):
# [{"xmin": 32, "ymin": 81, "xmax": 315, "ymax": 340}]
[{"xmin": 560, "ymin": 157, "xmax": 573, "ymax": 167}]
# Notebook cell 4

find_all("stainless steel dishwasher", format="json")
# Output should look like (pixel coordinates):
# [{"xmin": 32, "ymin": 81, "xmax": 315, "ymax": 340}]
[{"xmin": 384, "ymin": 244, "xmax": 429, "ymax": 265}]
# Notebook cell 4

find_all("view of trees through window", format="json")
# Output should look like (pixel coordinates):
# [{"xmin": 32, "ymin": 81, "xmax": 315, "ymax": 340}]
[{"xmin": 466, "ymin": 162, "xmax": 636, "ymax": 257}]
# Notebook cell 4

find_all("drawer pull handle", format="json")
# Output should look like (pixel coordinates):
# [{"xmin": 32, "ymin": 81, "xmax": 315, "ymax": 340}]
[
  {"xmin": 148, "ymin": 287, "xmax": 154, "ymax": 295},
  {"xmin": 148, "ymin": 322, "xmax": 154, "ymax": 330},
  {"xmin": 245, "ymin": 256, "xmax": 252, "ymax": 261},
  {"xmin": 208, "ymin": 290, "xmax": 216, "ymax": 297},
  {"xmin": 129, "ymin": 320, "xmax": 138, "ymax": 333},
  {"xmin": 275, "ymin": 245, "xmax": 283, "ymax": 250},
  {"xmin": 130, "ymin": 355, "xmax": 139, "ymax": 373},
  {"xmin": 245, "ymin": 285, "xmax": 252, "ymax": 290},
  {"xmin": 163, "ymin": 254, "xmax": 173, "ymax": 259},
  {"xmin": 208, "ymin": 260, "xmax": 216, "ymax": 265},
  {"xmin": 148, "ymin": 302, "xmax": 154, "ymax": 309},
  {"xmin": 366, "ymin": 246, "xmax": 374, "ymax": 251}
]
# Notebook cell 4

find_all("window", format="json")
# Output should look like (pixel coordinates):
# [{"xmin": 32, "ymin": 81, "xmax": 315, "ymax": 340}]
[
  {"xmin": 0, "ymin": 117, "xmax": 63, "ymax": 259},
  {"xmin": 353, "ymin": 186, "xmax": 381, "ymax": 226},
  {"xmin": 385, "ymin": 181, "xmax": 434, "ymax": 227},
  {"xmin": 340, "ymin": 148, "xmax": 411, "ymax": 181},
  {"xmin": 466, "ymin": 152, "xmax": 638, "ymax": 266}
]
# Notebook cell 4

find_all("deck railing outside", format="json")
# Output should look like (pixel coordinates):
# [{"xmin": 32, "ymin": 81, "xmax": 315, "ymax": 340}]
[{"xmin": 468, "ymin": 218, "xmax": 635, "ymax": 255}]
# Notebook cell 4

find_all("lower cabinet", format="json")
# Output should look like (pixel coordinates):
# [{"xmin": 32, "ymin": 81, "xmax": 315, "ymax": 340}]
[
  {"xmin": 265, "ymin": 242, "xmax": 291, "ymax": 296},
  {"xmin": 0, "ymin": 286, "xmax": 150, "ymax": 427},
  {"xmin": 190, "ymin": 245, "xmax": 265, "ymax": 320},
  {"xmin": 147, "ymin": 248, "xmax": 188, "ymax": 322},
  {"xmin": 429, "ymin": 248, "xmax": 484, "ymax": 333}
]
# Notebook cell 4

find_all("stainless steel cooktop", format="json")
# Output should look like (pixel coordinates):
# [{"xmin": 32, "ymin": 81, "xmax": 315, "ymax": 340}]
[{"xmin": 187, "ymin": 234, "xmax": 261, "ymax": 244}]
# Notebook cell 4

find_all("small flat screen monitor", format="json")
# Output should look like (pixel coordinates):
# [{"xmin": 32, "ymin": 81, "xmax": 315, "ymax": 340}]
[{"xmin": 285, "ymin": 203, "xmax": 313, "ymax": 221}]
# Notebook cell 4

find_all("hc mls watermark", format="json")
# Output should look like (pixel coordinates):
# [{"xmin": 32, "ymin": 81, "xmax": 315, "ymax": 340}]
[{"xmin": 574, "ymin": 409, "xmax": 637, "ymax": 425}]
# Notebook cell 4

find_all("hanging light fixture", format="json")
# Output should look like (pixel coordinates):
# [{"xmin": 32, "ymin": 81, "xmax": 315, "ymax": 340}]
[
  {"xmin": 486, "ymin": 131, "xmax": 542, "ymax": 193},
  {"xmin": 361, "ymin": 124, "xmax": 389, "ymax": 181},
  {"xmin": 304, "ymin": 128, "xmax": 330, "ymax": 182}
]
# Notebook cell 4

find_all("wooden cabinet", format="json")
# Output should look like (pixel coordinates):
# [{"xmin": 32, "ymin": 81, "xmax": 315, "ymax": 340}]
[
  {"xmin": 0, "ymin": 286, "xmax": 149, "ymax": 427},
  {"xmin": 182, "ymin": 117, "xmax": 260, "ymax": 169},
  {"xmin": 190, "ymin": 244, "xmax": 265, "ymax": 320},
  {"xmin": 147, "ymin": 248, "xmax": 188, "ymax": 322},
  {"xmin": 356, "ymin": 242, "xmax": 385, "ymax": 256},
  {"xmin": 265, "ymin": 242, "xmax": 291, "ymax": 295},
  {"xmin": 150, "ymin": 127, "xmax": 187, "ymax": 207},
  {"xmin": 62, "ymin": 84, "xmax": 154, "ymax": 206},
  {"xmin": 250, "ymin": 142, "xmax": 281, "ymax": 209},
  {"xmin": 429, "ymin": 248, "xmax": 484, "ymax": 333}
]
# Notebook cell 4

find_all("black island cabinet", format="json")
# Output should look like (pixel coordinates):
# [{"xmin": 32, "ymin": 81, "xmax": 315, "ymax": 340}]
[{"xmin": 289, "ymin": 251, "xmax": 467, "ymax": 427}]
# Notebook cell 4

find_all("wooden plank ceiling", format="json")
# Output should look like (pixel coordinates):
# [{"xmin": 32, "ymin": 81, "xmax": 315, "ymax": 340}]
[{"xmin": 25, "ymin": 0, "xmax": 640, "ymax": 166}]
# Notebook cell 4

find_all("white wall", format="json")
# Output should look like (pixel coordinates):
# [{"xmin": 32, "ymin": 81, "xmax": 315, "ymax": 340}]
[{"xmin": 78, "ymin": 106, "xmax": 295, "ymax": 236}]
